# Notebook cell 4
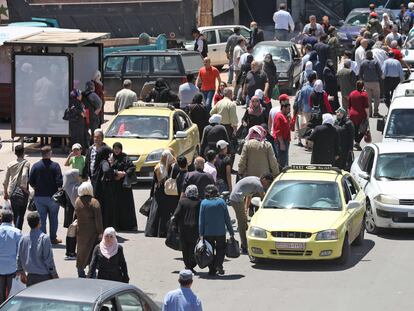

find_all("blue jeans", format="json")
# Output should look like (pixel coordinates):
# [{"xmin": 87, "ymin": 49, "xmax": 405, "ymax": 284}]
[
  {"xmin": 202, "ymin": 90, "xmax": 215, "ymax": 111},
  {"xmin": 274, "ymin": 29, "xmax": 289, "ymax": 41},
  {"xmin": 34, "ymin": 196, "xmax": 60, "ymax": 240},
  {"xmin": 275, "ymin": 140, "xmax": 290, "ymax": 168},
  {"xmin": 227, "ymin": 59, "xmax": 234, "ymax": 84}
]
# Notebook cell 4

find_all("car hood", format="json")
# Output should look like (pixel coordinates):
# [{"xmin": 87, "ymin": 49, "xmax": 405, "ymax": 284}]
[
  {"xmin": 103, "ymin": 137, "xmax": 170, "ymax": 157},
  {"xmin": 401, "ymin": 48, "xmax": 414, "ymax": 62},
  {"xmin": 376, "ymin": 180, "xmax": 414, "ymax": 197},
  {"xmin": 338, "ymin": 25, "xmax": 361, "ymax": 39},
  {"xmin": 252, "ymin": 208, "xmax": 342, "ymax": 233}
]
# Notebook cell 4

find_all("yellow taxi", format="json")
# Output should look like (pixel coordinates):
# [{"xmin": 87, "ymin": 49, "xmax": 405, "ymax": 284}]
[
  {"xmin": 248, "ymin": 165, "xmax": 366, "ymax": 264},
  {"xmin": 104, "ymin": 102, "xmax": 199, "ymax": 180}
]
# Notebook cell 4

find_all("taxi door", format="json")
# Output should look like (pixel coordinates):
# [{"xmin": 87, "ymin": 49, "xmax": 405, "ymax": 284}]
[
  {"xmin": 173, "ymin": 111, "xmax": 198, "ymax": 163},
  {"xmin": 343, "ymin": 176, "xmax": 365, "ymax": 241}
]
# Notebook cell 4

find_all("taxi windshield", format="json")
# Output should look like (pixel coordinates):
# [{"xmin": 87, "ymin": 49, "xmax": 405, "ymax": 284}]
[
  {"xmin": 385, "ymin": 109, "xmax": 414, "ymax": 138},
  {"xmin": 375, "ymin": 153, "xmax": 414, "ymax": 180},
  {"xmin": 262, "ymin": 180, "xmax": 342, "ymax": 211},
  {"xmin": 252, "ymin": 45, "xmax": 291, "ymax": 63},
  {"xmin": 106, "ymin": 115, "xmax": 170, "ymax": 139}
]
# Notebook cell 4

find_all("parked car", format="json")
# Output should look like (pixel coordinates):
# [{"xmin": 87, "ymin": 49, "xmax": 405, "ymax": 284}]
[
  {"xmin": 337, "ymin": 8, "xmax": 397, "ymax": 52},
  {"xmin": 185, "ymin": 25, "xmax": 251, "ymax": 69},
  {"xmin": 103, "ymin": 50, "xmax": 203, "ymax": 98},
  {"xmin": 402, "ymin": 29, "xmax": 414, "ymax": 67},
  {"xmin": 104, "ymin": 102, "xmax": 200, "ymax": 181},
  {"xmin": 0, "ymin": 278, "xmax": 160, "ymax": 310},
  {"xmin": 252, "ymin": 41, "xmax": 302, "ymax": 94},
  {"xmin": 248, "ymin": 165, "xmax": 366, "ymax": 265},
  {"xmin": 350, "ymin": 142, "xmax": 414, "ymax": 234},
  {"xmin": 377, "ymin": 92, "xmax": 414, "ymax": 142}
]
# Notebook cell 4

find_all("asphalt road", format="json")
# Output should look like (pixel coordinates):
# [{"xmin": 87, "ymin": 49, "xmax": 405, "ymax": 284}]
[{"xmin": 0, "ymin": 98, "xmax": 413, "ymax": 310}]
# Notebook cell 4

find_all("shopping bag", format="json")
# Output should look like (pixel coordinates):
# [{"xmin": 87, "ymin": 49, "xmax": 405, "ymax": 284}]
[
  {"xmin": 225, "ymin": 236, "xmax": 240, "ymax": 258},
  {"xmin": 194, "ymin": 239, "xmax": 214, "ymax": 269},
  {"xmin": 52, "ymin": 190, "xmax": 67, "ymax": 207},
  {"xmin": 139, "ymin": 197, "xmax": 152, "ymax": 217},
  {"xmin": 9, "ymin": 276, "xmax": 26, "ymax": 297},
  {"xmin": 271, "ymin": 85, "xmax": 280, "ymax": 100},
  {"xmin": 165, "ymin": 220, "xmax": 181, "ymax": 251}
]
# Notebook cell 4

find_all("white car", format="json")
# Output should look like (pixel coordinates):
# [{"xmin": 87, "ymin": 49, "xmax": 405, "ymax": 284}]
[
  {"xmin": 350, "ymin": 142, "xmax": 414, "ymax": 233},
  {"xmin": 402, "ymin": 29, "xmax": 414, "ymax": 67},
  {"xmin": 185, "ymin": 25, "xmax": 250, "ymax": 69}
]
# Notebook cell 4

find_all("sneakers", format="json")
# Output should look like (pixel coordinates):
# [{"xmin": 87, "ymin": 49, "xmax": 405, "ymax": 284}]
[
  {"xmin": 51, "ymin": 238, "xmax": 62, "ymax": 245},
  {"xmin": 217, "ymin": 269, "xmax": 225, "ymax": 275},
  {"xmin": 65, "ymin": 254, "xmax": 76, "ymax": 260},
  {"xmin": 240, "ymin": 246, "xmax": 248, "ymax": 255}
]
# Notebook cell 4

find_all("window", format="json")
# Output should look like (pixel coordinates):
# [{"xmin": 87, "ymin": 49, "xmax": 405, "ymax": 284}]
[
  {"xmin": 342, "ymin": 179, "xmax": 352, "ymax": 204},
  {"xmin": 358, "ymin": 148, "xmax": 372, "ymax": 171},
  {"xmin": 177, "ymin": 112, "xmax": 190, "ymax": 130},
  {"xmin": 181, "ymin": 54, "xmax": 204, "ymax": 72},
  {"xmin": 203, "ymin": 30, "xmax": 217, "ymax": 45},
  {"xmin": 375, "ymin": 153, "xmax": 414, "ymax": 180},
  {"xmin": 240, "ymin": 28, "xmax": 251, "ymax": 40},
  {"xmin": 152, "ymin": 56, "xmax": 179, "ymax": 73},
  {"xmin": 218, "ymin": 29, "xmax": 233, "ymax": 43},
  {"xmin": 106, "ymin": 115, "xmax": 170, "ymax": 139},
  {"xmin": 101, "ymin": 298, "xmax": 117, "ymax": 311},
  {"xmin": 0, "ymin": 297, "xmax": 93, "ymax": 311},
  {"xmin": 125, "ymin": 56, "xmax": 150, "ymax": 74},
  {"xmin": 118, "ymin": 292, "xmax": 144, "ymax": 311},
  {"xmin": 104, "ymin": 56, "xmax": 124, "ymax": 73},
  {"xmin": 385, "ymin": 109, "xmax": 414, "ymax": 138},
  {"xmin": 344, "ymin": 176, "xmax": 358, "ymax": 200}
]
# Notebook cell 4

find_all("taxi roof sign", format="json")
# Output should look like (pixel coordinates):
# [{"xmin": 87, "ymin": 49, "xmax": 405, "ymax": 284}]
[
  {"xmin": 283, "ymin": 164, "xmax": 342, "ymax": 174},
  {"xmin": 405, "ymin": 89, "xmax": 414, "ymax": 96},
  {"xmin": 131, "ymin": 101, "xmax": 175, "ymax": 110}
]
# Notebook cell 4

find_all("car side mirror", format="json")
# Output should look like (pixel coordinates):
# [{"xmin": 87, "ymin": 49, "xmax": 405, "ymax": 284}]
[
  {"xmin": 358, "ymin": 172, "xmax": 370, "ymax": 181},
  {"xmin": 251, "ymin": 197, "xmax": 262, "ymax": 207},
  {"xmin": 347, "ymin": 200, "xmax": 360, "ymax": 210},
  {"xmin": 175, "ymin": 131, "xmax": 187, "ymax": 139},
  {"xmin": 376, "ymin": 119, "xmax": 385, "ymax": 133}
]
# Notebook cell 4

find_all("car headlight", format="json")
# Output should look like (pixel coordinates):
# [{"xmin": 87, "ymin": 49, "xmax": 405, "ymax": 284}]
[
  {"xmin": 374, "ymin": 194, "xmax": 399, "ymax": 205},
  {"xmin": 144, "ymin": 149, "xmax": 164, "ymax": 163},
  {"xmin": 248, "ymin": 226, "xmax": 267, "ymax": 239},
  {"xmin": 337, "ymin": 32, "xmax": 347, "ymax": 40},
  {"xmin": 315, "ymin": 229, "xmax": 338, "ymax": 241},
  {"xmin": 278, "ymin": 72, "xmax": 288, "ymax": 78},
  {"xmin": 128, "ymin": 156, "xmax": 139, "ymax": 162}
]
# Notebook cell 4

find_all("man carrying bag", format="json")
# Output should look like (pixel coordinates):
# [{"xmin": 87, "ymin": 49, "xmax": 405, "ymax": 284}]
[{"xmin": 3, "ymin": 146, "xmax": 30, "ymax": 230}]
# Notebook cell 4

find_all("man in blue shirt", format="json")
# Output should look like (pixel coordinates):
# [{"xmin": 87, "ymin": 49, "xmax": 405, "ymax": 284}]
[
  {"xmin": 29, "ymin": 146, "xmax": 63, "ymax": 244},
  {"xmin": 297, "ymin": 72, "xmax": 316, "ymax": 147},
  {"xmin": 0, "ymin": 209, "xmax": 22, "ymax": 303},
  {"xmin": 382, "ymin": 51, "xmax": 404, "ymax": 108},
  {"xmin": 163, "ymin": 269, "xmax": 202, "ymax": 311}
]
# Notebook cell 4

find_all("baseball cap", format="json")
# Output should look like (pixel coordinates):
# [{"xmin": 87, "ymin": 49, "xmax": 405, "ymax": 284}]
[
  {"xmin": 279, "ymin": 94, "xmax": 289, "ymax": 102},
  {"xmin": 216, "ymin": 140, "xmax": 229, "ymax": 150},
  {"xmin": 179, "ymin": 269, "xmax": 193, "ymax": 281},
  {"xmin": 72, "ymin": 143, "xmax": 82, "ymax": 151},
  {"xmin": 370, "ymin": 12, "xmax": 378, "ymax": 18}
]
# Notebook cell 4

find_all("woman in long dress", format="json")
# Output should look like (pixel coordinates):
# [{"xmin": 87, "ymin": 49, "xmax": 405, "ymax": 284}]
[
  {"xmin": 111, "ymin": 142, "xmax": 138, "ymax": 231},
  {"xmin": 75, "ymin": 181, "xmax": 103, "ymax": 278},
  {"xmin": 145, "ymin": 149, "xmax": 180, "ymax": 237}
]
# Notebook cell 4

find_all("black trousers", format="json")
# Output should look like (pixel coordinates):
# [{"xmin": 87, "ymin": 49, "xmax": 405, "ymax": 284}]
[
  {"xmin": 384, "ymin": 77, "xmax": 401, "ymax": 107},
  {"xmin": 205, "ymin": 235, "xmax": 226, "ymax": 272},
  {"xmin": 180, "ymin": 227, "xmax": 198, "ymax": 269},
  {"xmin": 354, "ymin": 124, "xmax": 365, "ymax": 144},
  {"xmin": 10, "ymin": 197, "xmax": 27, "ymax": 230},
  {"xmin": 0, "ymin": 274, "xmax": 14, "ymax": 304}
]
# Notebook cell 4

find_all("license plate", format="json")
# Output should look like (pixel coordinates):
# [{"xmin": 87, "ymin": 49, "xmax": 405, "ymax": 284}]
[
  {"xmin": 408, "ymin": 211, "xmax": 414, "ymax": 217},
  {"xmin": 276, "ymin": 242, "xmax": 305, "ymax": 250}
]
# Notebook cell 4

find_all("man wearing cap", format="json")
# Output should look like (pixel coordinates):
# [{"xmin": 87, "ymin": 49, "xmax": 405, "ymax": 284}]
[
  {"xmin": 64, "ymin": 143, "xmax": 86, "ymax": 177},
  {"xmin": 273, "ymin": 100, "xmax": 291, "ymax": 168},
  {"xmin": 366, "ymin": 12, "xmax": 383, "ymax": 36},
  {"xmin": 163, "ymin": 269, "xmax": 202, "ymax": 311},
  {"xmin": 215, "ymin": 140, "xmax": 232, "ymax": 193},
  {"xmin": 200, "ymin": 114, "xmax": 229, "ymax": 157}
]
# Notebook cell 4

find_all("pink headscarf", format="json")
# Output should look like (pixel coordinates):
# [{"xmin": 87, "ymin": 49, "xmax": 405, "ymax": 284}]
[
  {"xmin": 248, "ymin": 96, "xmax": 264, "ymax": 116},
  {"xmin": 100, "ymin": 227, "xmax": 118, "ymax": 259},
  {"xmin": 245, "ymin": 125, "xmax": 267, "ymax": 141}
]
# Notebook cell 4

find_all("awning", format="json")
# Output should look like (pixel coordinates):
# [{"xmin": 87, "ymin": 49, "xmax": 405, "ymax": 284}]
[{"xmin": 4, "ymin": 31, "xmax": 110, "ymax": 47}]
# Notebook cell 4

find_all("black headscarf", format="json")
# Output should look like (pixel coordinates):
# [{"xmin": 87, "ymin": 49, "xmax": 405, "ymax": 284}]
[
  {"xmin": 94, "ymin": 146, "xmax": 112, "ymax": 171},
  {"xmin": 155, "ymin": 78, "xmax": 169, "ymax": 91},
  {"xmin": 263, "ymin": 53, "xmax": 277, "ymax": 81},
  {"xmin": 192, "ymin": 93, "xmax": 204, "ymax": 105},
  {"xmin": 112, "ymin": 142, "xmax": 126, "ymax": 160}
]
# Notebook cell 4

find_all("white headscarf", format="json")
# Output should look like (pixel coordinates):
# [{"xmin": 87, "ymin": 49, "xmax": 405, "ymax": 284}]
[
  {"xmin": 159, "ymin": 149, "xmax": 174, "ymax": 179},
  {"xmin": 322, "ymin": 113, "xmax": 334, "ymax": 126},
  {"xmin": 381, "ymin": 13, "xmax": 393, "ymax": 28},
  {"xmin": 209, "ymin": 114, "xmax": 222, "ymax": 124},
  {"xmin": 100, "ymin": 227, "xmax": 118, "ymax": 259},
  {"xmin": 93, "ymin": 70, "xmax": 103, "ymax": 86},
  {"xmin": 314, "ymin": 80, "xmax": 324, "ymax": 93},
  {"xmin": 254, "ymin": 89, "xmax": 264, "ymax": 99}
]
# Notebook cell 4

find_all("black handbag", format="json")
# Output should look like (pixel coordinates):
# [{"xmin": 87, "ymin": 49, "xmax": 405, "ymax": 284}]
[
  {"xmin": 123, "ymin": 173, "xmax": 138, "ymax": 188},
  {"xmin": 27, "ymin": 199, "xmax": 37, "ymax": 211},
  {"xmin": 165, "ymin": 220, "xmax": 181, "ymax": 251},
  {"xmin": 225, "ymin": 236, "xmax": 240, "ymax": 258},
  {"xmin": 52, "ymin": 190, "xmax": 67, "ymax": 207},
  {"xmin": 139, "ymin": 197, "xmax": 152, "ymax": 217},
  {"xmin": 194, "ymin": 239, "xmax": 214, "ymax": 269}
]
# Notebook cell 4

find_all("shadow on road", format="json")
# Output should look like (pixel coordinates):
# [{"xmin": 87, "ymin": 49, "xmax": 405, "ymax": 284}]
[
  {"xmin": 376, "ymin": 229, "xmax": 414, "ymax": 240},
  {"xmin": 250, "ymin": 239, "xmax": 375, "ymax": 272},
  {"xmin": 198, "ymin": 273, "xmax": 245, "ymax": 280}
]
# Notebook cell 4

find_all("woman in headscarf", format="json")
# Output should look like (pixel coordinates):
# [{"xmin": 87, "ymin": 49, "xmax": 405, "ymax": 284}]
[
  {"xmin": 88, "ymin": 227, "xmax": 129, "ymax": 283},
  {"xmin": 334, "ymin": 107, "xmax": 355, "ymax": 170},
  {"xmin": 171, "ymin": 185, "xmax": 201, "ymax": 273},
  {"xmin": 68, "ymin": 89, "xmax": 87, "ymax": 148},
  {"xmin": 62, "ymin": 169, "xmax": 81, "ymax": 259},
  {"xmin": 187, "ymin": 93, "xmax": 210, "ymax": 141},
  {"xmin": 93, "ymin": 146, "xmax": 118, "ymax": 228},
  {"xmin": 242, "ymin": 96, "xmax": 267, "ymax": 130},
  {"xmin": 309, "ymin": 80, "xmax": 332, "ymax": 114},
  {"xmin": 323, "ymin": 59, "xmax": 340, "ymax": 112},
  {"xmin": 213, "ymin": 82, "xmax": 227, "ymax": 105},
  {"xmin": 299, "ymin": 61, "xmax": 316, "ymax": 88},
  {"xmin": 381, "ymin": 13, "xmax": 393, "ymax": 36},
  {"xmin": 145, "ymin": 78, "xmax": 179, "ymax": 106},
  {"xmin": 92, "ymin": 70, "xmax": 105, "ymax": 125},
  {"xmin": 262, "ymin": 53, "xmax": 277, "ymax": 98},
  {"xmin": 111, "ymin": 142, "xmax": 138, "ymax": 231},
  {"xmin": 308, "ymin": 113, "xmax": 340, "ymax": 165},
  {"xmin": 145, "ymin": 149, "xmax": 180, "ymax": 237},
  {"xmin": 238, "ymin": 125, "xmax": 279, "ymax": 178},
  {"xmin": 83, "ymin": 81, "xmax": 103, "ymax": 143},
  {"xmin": 74, "ymin": 181, "xmax": 103, "ymax": 278},
  {"xmin": 200, "ymin": 114, "xmax": 230, "ymax": 157}
]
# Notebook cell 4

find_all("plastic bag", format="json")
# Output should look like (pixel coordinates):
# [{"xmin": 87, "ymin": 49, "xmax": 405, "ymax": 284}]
[
  {"xmin": 9, "ymin": 276, "xmax": 26, "ymax": 297},
  {"xmin": 225, "ymin": 236, "xmax": 240, "ymax": 258},
  {"xmin": 165, "ymin": 220, "xmax": 181, "ymax": 251},
  {"xmin": 139, "ymin": 197, "xmax": 152, "ymax": 217},
  {"xmin": 194, "ymin": 239, "xmax": 213, "ymax": 269}
]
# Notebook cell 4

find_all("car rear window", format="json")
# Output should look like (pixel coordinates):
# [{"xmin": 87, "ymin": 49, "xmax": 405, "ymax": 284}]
[
  {"xmin": 181, "ymin": 54, "xmax": 204, "ymax": 72},
  {"xmin": 104, "ymin": 56, "xmax": 124, "ymax": 73},
  {"xmin": 1, "ymin": 297, "xmax": 93, "ymax": 311},
  {"xmin": 385, "ymin": 109, "xmax": 414, "ymax": 138},
  {"xmin": 152, "ymin": 56, "xmax": 180, "ymax": 73}
]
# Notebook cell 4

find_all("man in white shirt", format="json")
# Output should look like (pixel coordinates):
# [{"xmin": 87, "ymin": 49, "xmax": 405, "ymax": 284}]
[
  {"xmin": 302, "ymin": 15, "xmax": 324, "ymax": 39},
  {"xmin": 203, "ymin": 150, "xmax": 217, "ymax": 182},
  {"xmin": 178, "ymin": 74, "xmax": 199, "ymax": 110},
  {"xmin": 239, "ymin": 44, "xmax": 253, "ymax": 66},
  {"xmin": 114, "ymin": 79, "xmax": 137, "ymax": 114},
  {"xmin": 272, "ymin": 3, "xmax": 294, "ymax": 41},
  {"xmin": 355, "ymin": 39, "xmax": 368, "ymax": 76},
  {"xmin": 233, "ymin": 38, "xmax": 246, "ymax": 97}
]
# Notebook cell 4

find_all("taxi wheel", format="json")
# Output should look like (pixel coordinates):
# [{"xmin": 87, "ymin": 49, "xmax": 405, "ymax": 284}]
[
  {"xmin": 365, "ymin": 201, "xmax": 379, "ymax": 234},
  {"xmin": 337, "ymin": 235, "xmax": 350, "ymax": 265}
]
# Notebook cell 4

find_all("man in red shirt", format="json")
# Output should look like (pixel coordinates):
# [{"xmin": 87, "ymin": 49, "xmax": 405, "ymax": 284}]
[
  {"xmin": 196, "ymin": 57, "xmax": 221, "ymax": 111},
  {"xmin": 273, "ymin": 99, "xmax": 291, "ymax": 168},
  {"xmin": 389, "ymin": 40, "xmax": 410, "ymax": 70}
]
